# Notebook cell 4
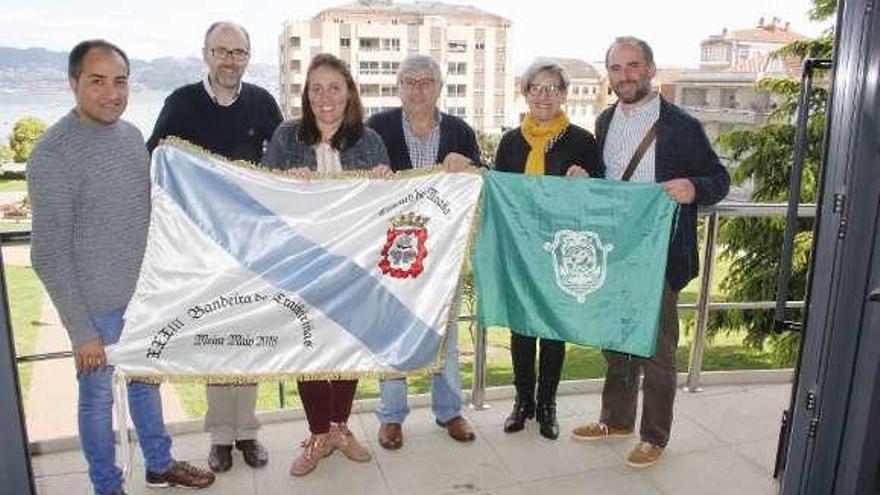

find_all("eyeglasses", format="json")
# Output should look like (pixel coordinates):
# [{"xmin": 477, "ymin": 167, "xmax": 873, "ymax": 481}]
[
  {"xmin": 527, "ymin": 84, "xmax": 563, "ymax": 97},
  {"xmin": 400, "ymin": 77, "xmax": 436, "ymax": 89},
  {"xmin": 209, "ymin": 47, "xmax": 250, "ymax": 62}
]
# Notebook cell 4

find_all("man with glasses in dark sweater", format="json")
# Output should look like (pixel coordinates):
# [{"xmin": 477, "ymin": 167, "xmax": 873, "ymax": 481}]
[{"xmin": 147, "ymin": 21, "xmax": 282, "ymax": 473}]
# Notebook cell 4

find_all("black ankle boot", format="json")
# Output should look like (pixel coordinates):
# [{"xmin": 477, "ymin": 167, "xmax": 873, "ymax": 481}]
[
  {"xmin": 503, "ymin": 397, "xmax": 536, "ymax": 433},
  {"xmin": 536, "ymin": 403, "xmax": 559, "ymax": 439}
]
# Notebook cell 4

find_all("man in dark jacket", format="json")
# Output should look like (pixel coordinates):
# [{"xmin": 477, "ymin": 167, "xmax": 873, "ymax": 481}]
[
  {"xmin": 366, "ymin": 54, "xmax": 480, "ymax": 451},
  {"xmin": 571, "ymin": 36, "xmax": 730, "ymax": 469},
  {"xmin": 147, "ymin": 21, "xmax": 281, "ymax": 473}
]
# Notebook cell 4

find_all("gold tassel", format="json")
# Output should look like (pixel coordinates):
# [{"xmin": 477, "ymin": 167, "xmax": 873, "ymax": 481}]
[{"xmin": 162, "ymin": 136, "xmax": 483, "ymax": 181}]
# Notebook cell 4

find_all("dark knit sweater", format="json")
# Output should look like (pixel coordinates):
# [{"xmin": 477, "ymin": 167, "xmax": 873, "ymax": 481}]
[
  {"xmin": 146, "ymin": 81, "xmax": 282, "ymax": 162},
  {"xmin": 28, "ymin": 111, "xmax": 150, "ymax": 349}
]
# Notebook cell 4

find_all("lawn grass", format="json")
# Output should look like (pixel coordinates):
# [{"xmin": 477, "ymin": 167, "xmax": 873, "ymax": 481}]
[
  {"xmin": 171, "ymin": 318, "xmax": 784, "ymax": 419},
  {"xmin": 0, "ymin": 220, "xmax": 31, "ymax": 232},
  {"xmin": 4, "ymin": 265, "xmax": 44, "ymax": 401},
  {"xmin": 0, "ymin": 180, "xmax": 27, "ymax": 192}
]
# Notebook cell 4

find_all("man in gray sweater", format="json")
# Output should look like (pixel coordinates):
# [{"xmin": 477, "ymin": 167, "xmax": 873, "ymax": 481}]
[{"xmin": 28, "ymin": 40, "xmax": 215, "ymax": 495}]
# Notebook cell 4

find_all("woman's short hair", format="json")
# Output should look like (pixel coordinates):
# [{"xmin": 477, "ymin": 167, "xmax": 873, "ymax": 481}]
[
  {"xmin": 397, "ymin": 54, "xmax": 443, "ymax": 85},
  {"xmin": 520, "ymin": 59, "xmax": 570, "ymax": 96},
  {"xmin": 300, "ymin": 53, "xmax": 364, "ymax": 151}
]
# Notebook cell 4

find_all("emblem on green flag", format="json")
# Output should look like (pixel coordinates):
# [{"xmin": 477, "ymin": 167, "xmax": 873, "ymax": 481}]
[{"xmin": 544, "ymin": 230, "xmax": 614, "ymax": 303}]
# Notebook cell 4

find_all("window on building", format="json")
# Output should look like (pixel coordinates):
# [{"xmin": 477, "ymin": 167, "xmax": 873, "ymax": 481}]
[
  {"xmin": 359, "ymin": 38, "xmax": 380, "ymax": 51},
  {"xmin": 360, "ymin": 84, "xmax": 380, "ymax": 97},
  {"xmin": 381, "ymin": 85, "xmax": 399, "ymax": 97},
  {"xmin": 447, "ymin": 62, "xmax": 467, "ymax": 75},
  {"xmin": 447, "ymin": 40, "xmax": 467, "ymax": 52},
  {"xmin": 359, "ymin": 61, "xmax": 380, "ymax": 75},
  {"xmin": 681, "ymin": 88, "xmax": 708, "ymax": 107},
  {"xmin": 290, "ymin": 60, "xmax": 301, "ymax": 73},
  {"xmin": 381, "ymin": 38, "xmax": 401, "ymax": 51},
  {"xmin": 447, "ymin": 84, "xmax": 467, "ymax": 97},
  {"xmin": 475, "ymin": 42, "xmax": 485, "ymax": 50},
  {"xmin": 380, "ymin": 61, "xmax": 400, "ymax": 75},
  {"xmin": 722, "ymin": 89, "xmax": 740, "ymax": 109},
  {"xmin": 446, "ymin": 106, "xmax": 466, "ymax": 117},
  {"xmin": 340, "ymin": 38, "xmax": 351, "ymax": 47},
  {"xmin": 289, "ymin": 36, "xmax": 301, "ymax": 48},
  {"xmin": 290, "ymin": 84, "xmax": 302, "ymax": 95}
]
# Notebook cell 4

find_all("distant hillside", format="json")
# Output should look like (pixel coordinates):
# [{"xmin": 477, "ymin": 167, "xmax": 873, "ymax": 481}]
[{"xmin": 0, "ymin": 47, "xmax": 278, "ymax": 96}]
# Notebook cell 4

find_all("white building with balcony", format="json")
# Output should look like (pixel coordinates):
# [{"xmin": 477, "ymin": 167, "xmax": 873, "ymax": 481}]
[
  {"xmin": 277, "ymin": 0, "xmax": 515, "ymax": 133},
  {"xmin": 676, "ymin": 17, "xmax": 806, "ymax": 140}
]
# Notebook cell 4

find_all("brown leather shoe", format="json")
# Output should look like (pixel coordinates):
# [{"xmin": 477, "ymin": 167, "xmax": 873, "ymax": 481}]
[
  {"xmin": 378, "ymin": 422, "xmax": 403, "ymax": 450},
  {"xmin": 436, "ymin": 416, "xmax": 476, "ymax": 443},
  {"xmin": 145, "ymin": 460, "xmax": 215, "ymax": 488}
]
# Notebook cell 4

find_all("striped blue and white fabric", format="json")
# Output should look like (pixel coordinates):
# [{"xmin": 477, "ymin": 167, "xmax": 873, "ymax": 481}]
[{"xmin": 105, "ymin": 142, "xmax": 482, "ymax": 380}]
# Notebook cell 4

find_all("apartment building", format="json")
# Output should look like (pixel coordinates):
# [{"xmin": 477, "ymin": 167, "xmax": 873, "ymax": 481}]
[
  {"xmin": 675, "ymin": 17, "xmax": 805, "ymax": 139},
  {"xmin": 278, "ymin": 0, "xmax": 515, "ymax": 133}
]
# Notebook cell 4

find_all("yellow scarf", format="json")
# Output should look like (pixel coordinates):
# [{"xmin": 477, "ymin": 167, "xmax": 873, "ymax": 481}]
[{"xmin": 521, "ymin": 111, "xmax": 569, "ymax": 176}]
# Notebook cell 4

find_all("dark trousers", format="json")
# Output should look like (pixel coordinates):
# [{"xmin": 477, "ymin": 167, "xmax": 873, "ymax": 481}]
[
  {"xmin": 510, "ymin": 332, "xmax": 565, "ymax": 404},
  {"xmin": 600, "ymin": 284, "xmax": 679, "ymax": 448},
  {"xmin": 297, "ymin": 379, "xmax": 358, "ymax": 434}
]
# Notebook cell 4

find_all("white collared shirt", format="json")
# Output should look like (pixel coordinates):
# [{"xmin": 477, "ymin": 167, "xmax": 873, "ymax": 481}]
[
  {"xmin": 202, "ymin": 74, "xmax": 242, "ymax": 107},
  {"xmin": 603, "ymin": 94, "xmax": 661, "ymax": 182},
  {"xmin": 314, "ymin": 142, "xmax": 342, "ymax": 174}
]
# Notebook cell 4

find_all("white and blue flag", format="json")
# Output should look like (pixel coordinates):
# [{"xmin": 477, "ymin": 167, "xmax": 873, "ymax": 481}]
[{"xmin": 106, "ymin": 142, "xmax": 483, "ymax": 380}]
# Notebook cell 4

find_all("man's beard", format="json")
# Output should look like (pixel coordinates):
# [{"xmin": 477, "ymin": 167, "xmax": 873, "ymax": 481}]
[{"xmin": 615, "ymin": 80, "xmax": 651, "ymax": 104}]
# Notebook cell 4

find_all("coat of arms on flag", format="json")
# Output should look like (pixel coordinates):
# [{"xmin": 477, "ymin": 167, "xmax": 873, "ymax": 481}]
[
  {"xmin": 105, "ymin": 141, "xmax": 483, "ymax": 381},
  {"xmin": 379, "ymin": 212, "xmax": 429, "ymax": 279}
]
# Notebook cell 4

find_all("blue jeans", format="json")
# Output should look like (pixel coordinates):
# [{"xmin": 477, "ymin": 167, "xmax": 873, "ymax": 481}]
[
  {"xmin": 377, "ymin": 305, "xmax": 464, "ymax": 424},
  {"xmin": 79, "ymin": 309, "xmax": 173, "ymax": 495}
]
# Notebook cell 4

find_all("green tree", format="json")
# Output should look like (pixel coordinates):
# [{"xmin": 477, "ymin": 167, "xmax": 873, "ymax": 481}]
[
  {"xmin": 9, "ymin": 116, "xmax": 47, "ymax": 163},
  {"xmin": 476, "ymin": 130, "xmax": 501, "ymax": 168},
  {"xmin": 0, "ymin": 143, "xmax": 13, "ymax": 163},
  {"xmin": 713, "ymin": 0, "xmax": 835, "ymax": 363}
]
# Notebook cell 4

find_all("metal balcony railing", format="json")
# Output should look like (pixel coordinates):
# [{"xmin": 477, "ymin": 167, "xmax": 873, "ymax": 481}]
[{"xmin": 1, "ymin": 201, "xmax": 814, "ymax": 411}]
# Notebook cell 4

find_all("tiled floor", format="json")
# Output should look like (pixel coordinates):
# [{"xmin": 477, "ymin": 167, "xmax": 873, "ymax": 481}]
[{"xmin": 32, "ymin": 383, "xmax": 788, "ymax": 495}]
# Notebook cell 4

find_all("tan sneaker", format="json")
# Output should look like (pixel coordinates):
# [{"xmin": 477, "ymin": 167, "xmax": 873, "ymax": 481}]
[
  {"xmin": 330, "ymin": 423, "xmax": 372, "ymax": 462},
  {"xmin": 626, "ymin": 441, "xmax": 664, "ymax": 468},
  {"xmin": 571, "ymin": 422, "xmax": 635, "ymax": 441},
  {"xmin": 290, "ymin": 433, "xmax": 334, "ymax": 477}
]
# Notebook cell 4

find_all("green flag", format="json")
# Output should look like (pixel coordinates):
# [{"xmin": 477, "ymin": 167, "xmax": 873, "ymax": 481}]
[{"xmin": 473, "ymin": 171, "xmax": 678, "ymax": 358}]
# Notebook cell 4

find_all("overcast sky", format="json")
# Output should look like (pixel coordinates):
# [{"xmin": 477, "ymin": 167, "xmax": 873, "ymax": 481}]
[{"xmin": 0, "ymin": 0, "xmax": 831, "ymax": 70}]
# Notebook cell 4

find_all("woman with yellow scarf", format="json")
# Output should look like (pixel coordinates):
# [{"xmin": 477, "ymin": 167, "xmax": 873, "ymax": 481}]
[{"xmin": 494, "ymin": 59, "xmax": 604, "ymax": 440}]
